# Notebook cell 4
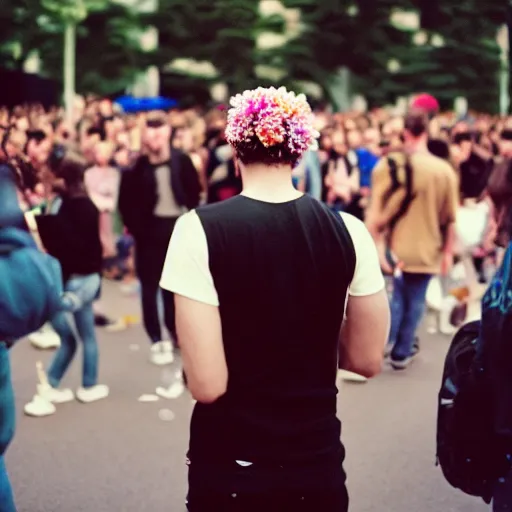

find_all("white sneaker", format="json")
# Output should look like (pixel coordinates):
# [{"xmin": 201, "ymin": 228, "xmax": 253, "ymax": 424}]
[
  {"xmin": 76, "ymin": 385, "xmax": 109, "ymax": 403},
  {"xmin": 28, "ymin": 325, "xmax": 60, "ymax": 349},
  {"xmin": 37, "ymin": 384, "xmax": 74, "ymax": 404},
  {"xmin": 150, "ymin": 341, "xmax": 174, "ymax": 366},
  {"xmin": 24, "ymin": 395, "xmax": 56, "ymax": 417},
  {"xmin": 338, "ymin": 370, "xmax": 368, "ymax": 383},
  {"xmin": 156, "ymin": 381, "xmax": 186, "ymax": 399}
]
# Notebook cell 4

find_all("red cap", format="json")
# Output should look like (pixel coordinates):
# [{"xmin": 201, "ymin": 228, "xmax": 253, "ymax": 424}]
[{"xmin": 411, "ymin": 94, "xmax": 439, "ymax": 114}]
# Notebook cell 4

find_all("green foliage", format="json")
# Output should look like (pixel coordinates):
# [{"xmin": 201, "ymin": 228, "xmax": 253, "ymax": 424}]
[
  {"xmin": 280, "ymin": 0, "xmax": 507, "ymax": 112},
  {"xmin": 149, "ymin": 0, "xmax": 262, "ymax": 95},
  {"xmin": 0, "ymin": 0, "xmax": 50, "ymax": 69},
  {"xmin": 0, "ymin": 0, "xmax": 508, "ymax": 109},
  {"xmin": 38, "ymin": 2, "xmax": 153, "ymax": 95},
  {"xmin": 0, "ymin": 0, "xmax": 151, "ymax": 96}
]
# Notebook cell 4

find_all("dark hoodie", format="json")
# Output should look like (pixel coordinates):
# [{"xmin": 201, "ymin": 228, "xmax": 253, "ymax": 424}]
[{"xmin": 0, "ymin": 164, "xmax": 25, "ymax": 230}]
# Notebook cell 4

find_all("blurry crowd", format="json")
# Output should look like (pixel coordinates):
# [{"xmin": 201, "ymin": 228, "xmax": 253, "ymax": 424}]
[{"xmin": 1, "ymin": 94, "xmax": 509, "ymax": 344}]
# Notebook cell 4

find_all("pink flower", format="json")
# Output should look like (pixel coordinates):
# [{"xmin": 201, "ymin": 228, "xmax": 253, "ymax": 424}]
[{"xmin": 225, "ymin": 87, "xmax": 318, "ymax": 157}]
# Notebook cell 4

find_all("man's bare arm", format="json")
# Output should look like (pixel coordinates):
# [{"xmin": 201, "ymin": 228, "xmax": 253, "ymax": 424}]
[
  {"xmin": 339, "ymin": 290, "xmax": 390, "ymax": 378},
  {"xmin": 175, "ymin": 294, "xmax": 228, "ymax": 404}
]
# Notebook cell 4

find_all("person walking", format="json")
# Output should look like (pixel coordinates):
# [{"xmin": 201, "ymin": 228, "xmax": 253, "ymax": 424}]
[
  {"xmin": 24, "ymin": 149, "xmax": 108, "ymax": 416},
  {"xmin": 366, "ymin": 110, "xmax": 459, "ymax": 370},
  {"xmin": 118, "ymin": 111, "xmax": 201, "ymax": 365},
  {"xmin": 161, "ymin": 87, "xmax": 390, "ymax": 511}
]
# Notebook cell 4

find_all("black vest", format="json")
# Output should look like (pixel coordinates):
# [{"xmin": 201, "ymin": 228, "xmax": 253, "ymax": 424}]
[{"xmin": 191, "ymin": 194, "xmax": 356, "ymax": 465}]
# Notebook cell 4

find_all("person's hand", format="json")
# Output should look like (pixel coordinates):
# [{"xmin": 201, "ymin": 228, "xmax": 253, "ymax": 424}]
[{"xmin": 441, "ymin": 251, "xmax": 454, "ymax": 277}]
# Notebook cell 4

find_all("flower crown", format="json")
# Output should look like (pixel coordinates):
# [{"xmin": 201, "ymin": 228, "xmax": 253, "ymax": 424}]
[{"xmin": 225, "ymin": 87, "xmax": 318, "ymax": 158}]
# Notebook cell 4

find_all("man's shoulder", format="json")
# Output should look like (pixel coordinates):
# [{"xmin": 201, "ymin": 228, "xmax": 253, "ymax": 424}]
[
  {"xmin": 171, "ymin": 147, "xmax": 193, "ymax": 165},
  {"xmin": 196, "ymin": 196, "xmax": 243, "ymax": 218},
  {"xmin": 413, "ymin": 151, "xmax": 452, "ymax": 171}
]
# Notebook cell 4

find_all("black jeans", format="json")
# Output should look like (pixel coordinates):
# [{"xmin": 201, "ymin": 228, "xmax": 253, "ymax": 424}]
[
  {"xmin": 187, "ymin": 459, "xmax": 349, "ymax": 512},
  {"xmin": 135, "ymin": 217, "xmax": 177, "ymax": 344},
  {"xmin": 494, "ymin": 469, "xmax": 512, "ymax": 511}
]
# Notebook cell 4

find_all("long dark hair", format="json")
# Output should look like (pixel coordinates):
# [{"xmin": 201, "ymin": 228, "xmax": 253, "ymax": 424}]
[
  {"xmin": 1, "ymin": 124, "xmax": 38, "ymax": 203},
  {"xmin": 488, "ymin": 159, "xmax": 512, "ymax": 247},
  {"xmin": 48, "ymin": 145, "xmax": 87, "ymax": 198}
]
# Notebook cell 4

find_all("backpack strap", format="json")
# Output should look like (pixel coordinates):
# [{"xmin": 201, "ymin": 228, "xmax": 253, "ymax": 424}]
[
  {"xmin": 382, "ymin": 157, "xmax": 400, "ymax": 205},
  {"xmin": 382, "ymin": 154, "xmax": 417, "ymax": 244},
  {"xmin": 389, "ymin": 155, "xmax": 416, "ymax": 232}
]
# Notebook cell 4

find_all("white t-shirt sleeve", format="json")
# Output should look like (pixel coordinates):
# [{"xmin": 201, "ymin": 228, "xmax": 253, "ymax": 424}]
[
  {"xmin": 340, "ymin": 212, "xmax": 385, "ymax": 296},
  {"xmin": 160, "ymin": 210, "xmax": 219, "ymax": 306}
]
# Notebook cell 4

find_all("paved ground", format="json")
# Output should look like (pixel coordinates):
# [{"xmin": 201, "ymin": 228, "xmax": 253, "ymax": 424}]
[{"xmin": 6, "ymin": 281, "xmax": 490, "ymax": 512}]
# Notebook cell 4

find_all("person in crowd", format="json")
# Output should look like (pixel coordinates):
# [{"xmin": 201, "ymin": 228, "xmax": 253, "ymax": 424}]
[
  {"xmin": 481, "ymin": 158, "xmax": 512, "ymax": 511},
  {"xmin": 160, "ymin": 87, "xmax": 389, "ymax": 511},
  {"xmin": 293, "ymin": 145, "xmax": 322, "ymax": 201},
  {"xmin": 24, "ymin": 148, "xmax": 107, "ymax": 416},
  {"xmin": 204, "ymin": 108, "xmax": 243, "ymax": 204},
  {"xmin": 321, "ymin": 130, "xmax": 360, "ymax": 213},
  {"xmin": 0, "ymin": 152, "xmax": 64, "ymax": 509},
  {"xmin": 118, "ymin": 111, "xmax": 201, "ymax": 365},
  {"xmin": 366, "ymin": 110, "xmax": 458, "ymax": 370},
  {"xmin": 84, "ymin": 141, "xmax": 121, "ymax": 275},
  {"xmin": 172, "ymin": 122, "xmax": 208, "ymax": 203}
]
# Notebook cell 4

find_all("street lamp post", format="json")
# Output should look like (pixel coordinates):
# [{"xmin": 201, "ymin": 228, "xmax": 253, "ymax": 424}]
[
  {"xmin": 63, "ymin": 22, "xmax": 76, "ymax": 125},
  {"xmin": 497, "ymin": 24, "xmax": 510, "ymax": 116},
  {"xmin": 42, "ymin": 0, "xmax": 88, "ymax": 123}
]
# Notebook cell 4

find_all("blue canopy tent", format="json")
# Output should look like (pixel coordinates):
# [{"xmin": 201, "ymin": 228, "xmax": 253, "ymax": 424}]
[{"xmin": 114, "ymin": 96, "xmax": 178, "ymax": 113}]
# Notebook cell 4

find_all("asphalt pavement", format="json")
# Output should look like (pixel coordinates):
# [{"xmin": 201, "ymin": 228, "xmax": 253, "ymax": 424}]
[{"xmin": 6, "ymin": 281, "xmax": 490, "ymax": 512}]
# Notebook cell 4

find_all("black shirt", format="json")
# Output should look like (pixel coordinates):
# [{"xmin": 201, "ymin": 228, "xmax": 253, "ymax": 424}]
[
  {"xmin": 189, "ymin": 194, "xmax": 356, "ymax": 466},
  {"xmin": 459, "ymin": 152, "xmax": 493, "ymax": 200},
  {"xmin": 36, "ymin": 195, "xmax": 102, "ymax": 283}
]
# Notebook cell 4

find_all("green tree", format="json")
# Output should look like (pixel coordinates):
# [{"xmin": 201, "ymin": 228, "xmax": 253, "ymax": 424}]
[
  {"xmin": 0, "ymin": 0, "xmax": 151, "ymax": 96},
  {"xmin": 149, "ymin": 0, "xmax": 265, "ymax": 96},
  {"xmin": 0, "ymin": 0, "xmax": 51, "ymax": 69},
  {"xmin": 38, "ymin": 1, "xmax": 153, "ymax": 95},
  {"xmin": 279, "ymin": 0, "xmax": 506, "ymax": 112}
]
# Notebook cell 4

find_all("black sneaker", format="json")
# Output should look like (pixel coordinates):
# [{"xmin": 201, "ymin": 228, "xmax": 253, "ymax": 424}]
[
  {"xmin": 390, "ymin": 356, "xmax": 414, "ymax": 370},
  {"xmin": 94, "ymin": 313, "xmax": 114, "ymax": 327},
  {"xmin": 412, "ymin": 337, "xmax": 420, "ymax": 356}
]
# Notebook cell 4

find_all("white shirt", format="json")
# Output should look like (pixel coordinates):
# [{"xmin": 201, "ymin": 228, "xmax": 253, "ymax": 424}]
[
  {"xmin": 161, "ymin": 210, "xmax": 385, "ymax": 306},
  {"xmin": 154, "ymin": 164, "xmax": 183, "ymax": 218}
]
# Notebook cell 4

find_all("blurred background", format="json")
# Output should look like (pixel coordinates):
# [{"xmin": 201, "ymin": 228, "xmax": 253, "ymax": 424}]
[{"xmin": 0, "ymin": 0, "xmax": 510, "ymax": 114}]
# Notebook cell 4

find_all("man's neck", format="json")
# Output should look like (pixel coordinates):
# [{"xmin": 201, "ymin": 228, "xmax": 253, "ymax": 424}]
[
  {"xmin": 241, "ymin": 163, "xmax": 302, "ymax": 203},
  {"xmin": 147, "ymin": 147, "xmax": 170, "ymax": 165},
  {"xmin": 406, "ymin": 138, "xmax": 429, "ymax": 154}
]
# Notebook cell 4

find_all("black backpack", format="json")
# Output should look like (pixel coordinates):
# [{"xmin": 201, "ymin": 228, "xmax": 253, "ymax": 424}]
[{"xmin": 436, "ymin": 320, "xmax": 509, "ymax": 504}]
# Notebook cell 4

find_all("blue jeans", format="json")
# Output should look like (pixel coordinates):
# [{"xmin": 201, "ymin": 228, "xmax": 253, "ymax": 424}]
[
  {"xmin": 389, "ymin": 273, "xmax": 432, "ymax": 360},
  {"xmin": 48, "ymin": 274, "xmax": 101, "ymax": 389},
  {"xmin": 0, "ymin": 456, "xmax": 15, "ymax": 512},
  {"xmin": 0, "ymin": 346, "xmax": 16, "ymax": 512}
]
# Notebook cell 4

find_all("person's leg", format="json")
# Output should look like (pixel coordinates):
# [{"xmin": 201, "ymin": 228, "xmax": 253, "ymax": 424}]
[
  {"xmin": 391, "ymin": 273, "xmax": 431, "ymax": 365},
  {"xmin": 386, "ymin": 274, "xmax": 405, "ymax": 356},
  {"xmin": 61, "ymin": 274, "xmax": 101, "ymax": 313},
  {"xmin": 0, "ymin": 456, "xmax": 16, "ymax": 512},
  {"xmin": 136, "ymin": 245, "xmax": 162, "ymax": 343},
  {"xmin": 187, "ymin": 463, "xmax": 348, "ymax": 512},
  {"xmin": 162, "ymin": 288, "xmax": 176, "ymax": 341},
  {"xmin": 0, "ymin": 345, "xmax": 15, "ymax": 457},
  {"xmin": 493, "ymin": 470, "xmax": 512, "ymax": 511},
  {"xmin": 47, "ymin": 312, "xmax": 78, "ymax": 388},
  {"xmin": 74, "ymin": 302, "xmax": 99, "ymax": 389}
]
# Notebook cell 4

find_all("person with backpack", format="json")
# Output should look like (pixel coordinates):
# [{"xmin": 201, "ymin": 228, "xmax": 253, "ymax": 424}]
[
  {"xmin": 0, "ymin": 158, "xmax": 63, "ymax": 510},
  {"xmin": 23, "ymin": 147, "xmax": 108, "ymax": 417},
  {"xmin": 436, "ymin": 158, "xmax": 512, "ymax": 510},
  {"xmin": 366, "ymin": 109, "xmax": 459, "ymax": 370}
]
